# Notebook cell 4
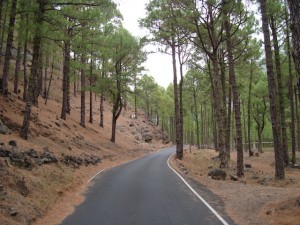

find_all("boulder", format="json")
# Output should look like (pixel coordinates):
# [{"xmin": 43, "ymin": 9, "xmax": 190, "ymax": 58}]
[
  {"xmin": 8, "ymin": 140, "xmax": 17, "ymax": 147},
  {"xmin": 230, "ymin": 174, "xmax": 238, "ymax": 181},
  {"xmin": 0, "ymin": 119, "xmax": 10, "ymax": 135},
  {"xmin": 142, "ymin": 132, "xmax": 153, "ymax": 143},
  {"xmin": 208, "ymin": 168, "xmax": 226, "ymax": 180}
]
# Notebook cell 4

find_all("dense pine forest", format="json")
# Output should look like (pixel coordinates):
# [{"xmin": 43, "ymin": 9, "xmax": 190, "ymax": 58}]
[
  {"xmin": 0, "ymin": 0, "xmax": 300, "ymax": 225},
  {"xmin": 0, "ymin": 0, "xmax": 300, "ymax": 179}
]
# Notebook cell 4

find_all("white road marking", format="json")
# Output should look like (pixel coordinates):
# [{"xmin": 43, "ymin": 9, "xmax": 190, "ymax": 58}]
[
  {"xmin": 88, "ymin": 147, "xmax": 168, "ymax": 182},
  {"xmin": 167, "ymin": 153, "xmax": 230, "ymax": 225}
]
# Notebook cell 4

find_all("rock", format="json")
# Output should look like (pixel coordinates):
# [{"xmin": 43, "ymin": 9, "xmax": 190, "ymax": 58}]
[
  {"xmin": 230, "ymin": 174, "xmax": 238, "ymax": 181},
  {"xmin": 0, "ymin": 119, "xmax": 10, "ymax": 134},
  {"xmin": 26, "ymin": 149, "xmax": 39, "ymax": 158},
  {"xmin": 129, "ymin": 121, "xmax": 134, "ymax": 127},
  {"xmin": 10, "ymin": 207, "xmax": 18, "ymax": 216},
  {"xmin": 208, "ymin": 168, "xmax": 226, "ymax": 180},
  {"xmin": 40, "ymin": 150, "xmax": 58, "ymax": 164},
  {"xmin": 266, "ymin": 210, "xmax": 272, "ymax": 215},
  {"xmin": 0, "ymin": 146, "xmax": 10, "ymax": 157},
  {"xmin": 245, "ymin": 163, "xmax": 252, "ymax": 168},
  {"xmin": 293, "ymin": 164, "xmax": 300, "ymax": 169},
  {"xmin": 142, "ymin": 133, "xmax": 153, "ymax": 143},
  {"xmin": 135, "ymin": 134, "xmax": 142, "ymax": 141},
  {"xmin": 8, "ymin": 140, "xmax": 17, "ymax": 147},
  {"xmin": 259, "ymin": 176, "xmax": 272, "ymax": 185},
  {"xmin": 16, "ymin": 178, "xmax": 29, "ymax": 196}
]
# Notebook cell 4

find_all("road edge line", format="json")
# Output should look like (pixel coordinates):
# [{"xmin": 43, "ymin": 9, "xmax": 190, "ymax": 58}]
[
  {"xmin": 88, "ymin": 147, "xmax": 169, "ymax": 183},
  {"xmin": 167, "ymin": 153, "xmax": 230, "ymax": 225}
]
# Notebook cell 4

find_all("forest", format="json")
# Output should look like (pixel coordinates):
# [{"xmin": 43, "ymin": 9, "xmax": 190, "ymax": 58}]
[{"xmin": 0, "ymin": 0, "xmax": 300, "ymax": 183}]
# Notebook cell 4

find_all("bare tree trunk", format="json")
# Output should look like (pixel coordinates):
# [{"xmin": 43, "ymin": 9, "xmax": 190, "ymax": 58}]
[
  {"xmin": 193, "ymin": 89, "xmax": 200, "ymax": 149},
  {"xmin": 0, "ymin": 1, "xmax": 8, "ymax": 65},
  {"xmin": 259, "ymin": 0, "xmax": 285, "ymax": 179},
  {"xmin": 21, "ymin": 0, "xmax": 45, "ymax": 139},
  {"xmin": 14, "ymin": 36, "xmax": 22, "ymax": 94},
  {"xmin": 61, "ymin": 39, "xmax": 70, "ymax": 120},
  {"xmin": 1, "ymin": 0, "xmax": 17, "ymax": 96},
  {"xmin": 171, "ymin": 40, "xmax": 182, "ymax": 159},
  {"xmin": 270, "ymin": 16, "xmax": 289, "ymax": 166},
  {"xmin": 295, "ymin": 86, "xmax": 300, "ymax": 152},
  {"xmin": 286, "ymin": 7, "xmax": 296, "ymax": 163},
  {"xmin": 248, "ymin": 61, "xmax": 254, "ymax": 156},
  {"xmin": 22, "ymin": 13, "xmax": 29, "ymax": 102},
  {"xmin": 286, "ymin": 0, "xmax": 300, "ymax": 98},
  {"xmin": 45, "ymin": 54, "xmax": 54, "ymax": 105},
  {"xmin": 223, "ymin": 2, "xmax": 244, "ymax": 177},
  {"xmin": 80, "ymin": 54, "xmax": 86, "ymax": 128},
  {"xmin": 89, "ymin": 55, "xmax": 93, "ymax": 124}
]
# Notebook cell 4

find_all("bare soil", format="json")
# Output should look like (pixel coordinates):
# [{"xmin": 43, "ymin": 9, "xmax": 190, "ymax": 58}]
[
  {"xmin": 0, "ymin": 75, "xmax": 168, "ymax": 225},
  {"xmin": 171, "ymin": 147, "xmax": 300, "ymax": 225}
]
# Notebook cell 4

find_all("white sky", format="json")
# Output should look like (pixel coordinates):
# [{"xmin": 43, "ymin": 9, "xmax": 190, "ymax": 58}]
[{"xmin": 115, "ymin": 0, "xmax": 173, "ymax": 88}]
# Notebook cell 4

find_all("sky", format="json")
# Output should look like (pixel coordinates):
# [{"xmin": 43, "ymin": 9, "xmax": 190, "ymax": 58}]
[{"xmin": 115, "ymin": 0, "xmax": 173, "ymax": 88}]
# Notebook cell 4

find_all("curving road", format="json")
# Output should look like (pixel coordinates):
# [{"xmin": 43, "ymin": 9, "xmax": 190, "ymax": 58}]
[{"xmin": 60, "ymin": 147, "xmax": 234, "ymax": 225}]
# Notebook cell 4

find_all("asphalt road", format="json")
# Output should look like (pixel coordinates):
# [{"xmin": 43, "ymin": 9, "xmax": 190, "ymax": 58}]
[{"xmin": 60, "ymin": 146, "xmax": 233, "ymax": 225}]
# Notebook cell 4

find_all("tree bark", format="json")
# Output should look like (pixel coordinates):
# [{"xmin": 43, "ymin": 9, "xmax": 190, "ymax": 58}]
[
  {"xmin": 259, "ymin": 0, "xmax": 285, "ymax": 179},
  {"xmin": 286, "ymin": 0, "xmax": 300, "ymax": 98},
  {"xmin": 1, "ymin": 0, "xmax": 18, "ymax": 96},
  {"xmin": 223, "ymin": 1, "xmax": 244, "ymax": 177},
  {"xmin": 22, "ymin": 13, "xmax": 29, "ymax": 102},
  {"xmin": 171, "ymin": 40, "xmax": 182, "ymax": 159},
  {"xmin": 247, "ymin": 61, "xmax": 254, "ymax": 156},
  {"xmin": 89, "ymin": 55, "xmax": 93, "ymax": 124},
  {"xmin": 80, "ymin": 54, "xmax": 86, "ymax": 128},
  {"xmin": 270, "ymin": 16, "xmax": 289, "ymax": 166},
  {"xmin": 61, "ymin": 39, "xmax": 71, "ymax": 120},
  {"xmin": 21, "ymin": 0, "xmax": 45, "ymax": 139},
  {"xmin": 14, "ymin": 35, "xmax": 22, "ymax": 94},
  {"xmin": 0, "ymin": 1, "xmax": 8, "ymax": 65},
  {"xmin": 286, "ymin": 7, "xmax": 296, "ymax": 163}
]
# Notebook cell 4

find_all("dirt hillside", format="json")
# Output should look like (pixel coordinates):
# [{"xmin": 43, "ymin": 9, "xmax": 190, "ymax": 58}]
[
  {"xmin": 0, "ymin": 75, "xmax": 169, "ymax": 225},
  {"xmin": 171, "ymin": 147, "xmax": 300, "ymax": 225}
]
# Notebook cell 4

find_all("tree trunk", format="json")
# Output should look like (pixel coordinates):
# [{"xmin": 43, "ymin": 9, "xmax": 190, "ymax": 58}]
[
  {"xmin": 0, "ymin": 1, "xmax": 8, "ymax": 65},
  {"xmin": 248, "ymin": 61, "xmax": 254, "ymax": 156},
  {"xmin": 80, "ymin": 54, "xmax": 86, "ymax": 128},
  {"xmin": 286, "ymin": 0, "xmax": 300, "ymax": 98},
  {"xmin": 61, "ymin": 39, "xmax": 70, "ymax": 120},
  {"xmin": 45, "ymin": 54, "xmax": 54, "ymax": 105},
  {"xmin": 14, "ymin": 36, "xmax": 22, "ymax": 94},
  {"xmin": 171, "ymin": 40, "xmax": 182, "ymax": 159},
  {"xmin": 295, "ymin": 86, "xmax": 300, "ymax": 152},
  {"xmin": 259, "ymin": 0, "xmax": 285, "ymax": 179},
  {"xmin": 286, "ymin": 7, "xmax": 296, "ymax": 163},
  {"xmin": 21, "ymin": 0, "xmax": 45, "ymax": 139},
  {"xmin": 89, "ymin": 55, "xmax": 93, "ymax": 124},
  {"xmin": 23, "ymin": 13, "xmax": 29, "ymax": 102},
  {"xmin": 270, "ymin": 16, "xmax": 289, "ymax": 166},
  {"xmin": 1, "ymin": 0, "xmax": 17, "ymax": 96},
  {"xmin": 193, "ymin": 89, "xmax": 200, "ymax": 149},
  {"xmin": 223, "ymin": 3, "xmax": 244, "ymax": 177},
  {"xmin": 43, "ymin": 55, "xmax": 48, "ymax": 98}
]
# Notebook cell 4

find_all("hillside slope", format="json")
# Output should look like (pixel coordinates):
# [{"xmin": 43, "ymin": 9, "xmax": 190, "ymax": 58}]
[{"xmin": 0, "ymin": 77, "xmax": 169, "ymax": 225}]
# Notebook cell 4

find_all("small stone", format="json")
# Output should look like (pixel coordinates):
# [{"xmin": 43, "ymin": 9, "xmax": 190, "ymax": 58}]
[
  {"xmin": 8, "ymin": 140, "xmax": 17, "ymax": 147},
  {"xmin": 10, "ymin": 207, "xmax": 18, "ymax": 216},
  {"xmin": 230, "ymin": 175, "xmax": 238, "ymax": 181},
  {"xmin": 266, "ymin": 210, "xmax": 272, "ymax": 215},
  {"xmin": 245, "ymin": 163, "xmax": 252, "ymax": 168},
  {"xmin": 293, "ymin": 164, "xmax": 300, "ymax": 169}
]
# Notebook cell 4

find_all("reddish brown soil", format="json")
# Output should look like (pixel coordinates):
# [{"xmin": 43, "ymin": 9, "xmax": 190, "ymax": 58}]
[{"xmin": 171, "ymin": 147, "xmax": 300, "ymax": 225}]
